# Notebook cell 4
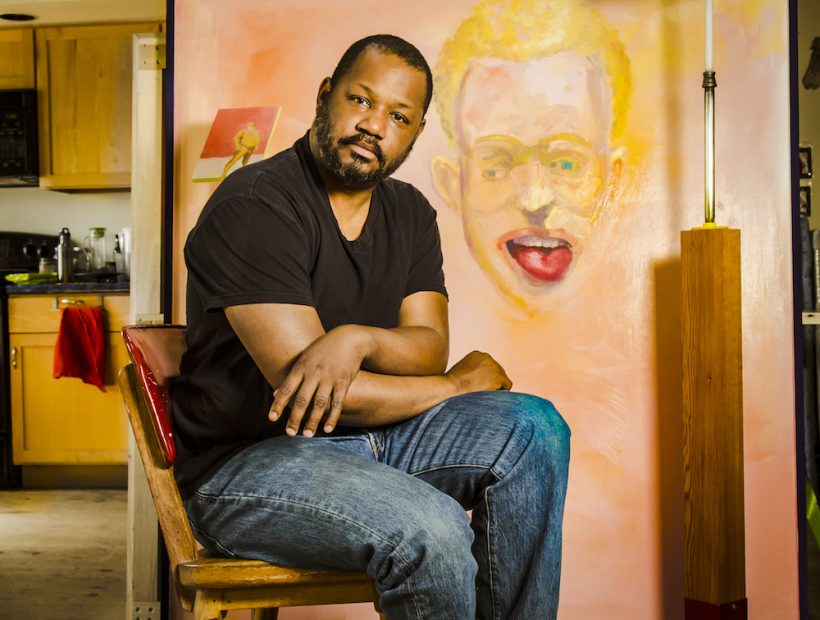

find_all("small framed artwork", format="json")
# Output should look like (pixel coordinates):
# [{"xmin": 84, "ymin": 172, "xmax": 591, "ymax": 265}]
[
  {"xmin": 799, "ymin": 145, "xmax": 813, "ymax": 179},
  {"xmin": 193, "ymin": 106, "xmax": 282, "ymax": 183},
  {"xmin": 800, "ymin": 184, "xmax": 812, "ymax": 217}
]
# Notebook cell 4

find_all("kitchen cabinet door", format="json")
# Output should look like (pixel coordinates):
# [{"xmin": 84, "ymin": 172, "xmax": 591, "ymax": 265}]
[
  {"xmin": 9, "ymin": 332, "xmax": 130, "ymax": 464},
  {"xmin": 35, "ymin": 23, "xmax": 161, "ymax": 189},
  {"xmin": 8, "ymin": 293, "xmax": 131, "ymax": 465},
  {"xmin": 0, "ymin": 29, "xmax": 35, "ymax": 89}
]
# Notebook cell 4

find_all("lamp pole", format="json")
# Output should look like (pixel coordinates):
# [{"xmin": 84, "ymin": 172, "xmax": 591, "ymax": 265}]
[
  {"xmin": 704, "ymin": 0, "xmax": 716, "ymax": 224},
  {"xmin": 682, "ymin": 2, "xmax": 748, "ymax": 618}
]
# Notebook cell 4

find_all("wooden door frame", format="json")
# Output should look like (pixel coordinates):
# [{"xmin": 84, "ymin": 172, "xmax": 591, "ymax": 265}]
[{"xmin": 128, "ymin": 31, "xmax": 166, "ymax": 620}]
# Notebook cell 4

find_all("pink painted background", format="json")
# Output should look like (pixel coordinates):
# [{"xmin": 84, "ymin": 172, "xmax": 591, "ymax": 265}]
[{"xmin": 172, "ymin": 1, "xmax": 798, "ymax": 618}]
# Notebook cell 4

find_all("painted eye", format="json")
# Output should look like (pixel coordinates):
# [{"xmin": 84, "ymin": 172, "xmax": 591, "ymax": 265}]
[
  {"xmin": 545, "ymin": 148, "xmax": 593, "ymax": 177},
  {"xmin": 390, "ymin": 112, "xmax": 409, "ymax": 124},
  {"xmin": 481, "ymin": 167, "xmax": 508, "ymax": 181},
  {"xmin": 549, "ymin": 157, "xmax": 581, "ymax": 175}
]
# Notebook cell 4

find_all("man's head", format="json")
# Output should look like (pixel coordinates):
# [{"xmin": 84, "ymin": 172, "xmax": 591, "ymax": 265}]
[
  {"xmin": 310, "ymin": 35, "xmax": 432, "ymax": 190},
  {"xmin": 331, "ymin": 35, "xmax": 434, "ymax": 116},
  {"xmin": 432, "ymin": 0, "xmax": 631, "ymax": 313}
]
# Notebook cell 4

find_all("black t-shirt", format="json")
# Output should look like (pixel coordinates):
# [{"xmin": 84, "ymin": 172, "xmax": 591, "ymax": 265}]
[{"xmin": 171, "ymin": 132, "xmax": 447, "ymax": 499}]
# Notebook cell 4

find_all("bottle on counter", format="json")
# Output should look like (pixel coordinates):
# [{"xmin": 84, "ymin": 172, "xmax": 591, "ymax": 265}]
[
  {"xmin": 38, "ymin": 242, "xmax": 56, "ymax": 274},
  {"xmin": 56, "ymin": 227, "xmax": 73, "ymax": 283},
  {"xmin": 113, "ymin": 233, "xmax": 125, "ymax": 275}
]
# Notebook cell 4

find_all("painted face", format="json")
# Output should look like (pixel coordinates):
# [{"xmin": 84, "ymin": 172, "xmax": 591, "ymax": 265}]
[
  {"xmin": 452, "ymin": 53, "xmax": 619, "ymax": 312},
  {"xmin": 313, "ymin": 48, "xmax": 427, "ymax": 190}
]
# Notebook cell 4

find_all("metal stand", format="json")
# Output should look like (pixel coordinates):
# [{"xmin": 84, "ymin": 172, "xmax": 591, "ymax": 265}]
[{"xmin": 703, "ymin": 71, "xmax": 717, "ymax": 224}]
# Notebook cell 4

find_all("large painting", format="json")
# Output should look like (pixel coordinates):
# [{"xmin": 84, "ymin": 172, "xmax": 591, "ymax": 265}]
[{"xmin": 173, "ymin": 1, "xmax": 797, "ymax": 618}]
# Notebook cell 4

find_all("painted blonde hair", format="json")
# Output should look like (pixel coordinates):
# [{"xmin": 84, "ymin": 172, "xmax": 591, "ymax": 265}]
[{"xmin": 435, "ymin": 0, "xmax": 632, "ymax": 144}]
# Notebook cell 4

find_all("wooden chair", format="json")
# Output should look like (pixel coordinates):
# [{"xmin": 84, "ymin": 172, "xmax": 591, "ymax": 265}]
[{"xmin": 118, "ymin": 324, "xmax": 384, "ymax": 620}]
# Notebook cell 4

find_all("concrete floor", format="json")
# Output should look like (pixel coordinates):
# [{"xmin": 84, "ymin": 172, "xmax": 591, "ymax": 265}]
[
  {"xmin": 0, "ymin": 489, "xmax": 126, "ymax": 620},
  {"xmin": 0, "ymin": 488, "xmax": 818, "ymax": 619}
]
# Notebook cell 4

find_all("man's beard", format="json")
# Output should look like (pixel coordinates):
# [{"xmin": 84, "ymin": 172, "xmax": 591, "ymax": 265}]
[{"xmin": 313, "ymin": 105, "xmax": 414, "ymax": 190}]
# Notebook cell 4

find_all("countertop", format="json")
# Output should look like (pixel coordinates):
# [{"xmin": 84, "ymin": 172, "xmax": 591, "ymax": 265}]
[{"xmin": 5, "ymin": 282, "xmax": 129, "ymax": 295}]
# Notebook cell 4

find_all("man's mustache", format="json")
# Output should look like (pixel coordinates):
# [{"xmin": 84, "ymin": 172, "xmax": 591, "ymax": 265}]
[{"xmin": 340, "ymin": 134, "xmax": 386, "ymax": 165}]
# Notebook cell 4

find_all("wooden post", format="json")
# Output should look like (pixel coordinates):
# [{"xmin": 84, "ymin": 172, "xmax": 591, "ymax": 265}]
[
  {"xmin": 681, "ymin": 227, "xmax": 747, "ymax": 619},
  {"xmin": 127, "ymin": 32, "xmax": 166, "ymax": 620}
]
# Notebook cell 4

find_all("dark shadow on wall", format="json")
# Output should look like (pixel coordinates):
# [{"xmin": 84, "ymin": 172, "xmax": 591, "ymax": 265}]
[
  {"xmin": 656, "ymin": 2, "xmax": 687, "ymax": 615},
  {"xmin": 653, "ymin": 257, "xmax": 685, "ymax": 620}
]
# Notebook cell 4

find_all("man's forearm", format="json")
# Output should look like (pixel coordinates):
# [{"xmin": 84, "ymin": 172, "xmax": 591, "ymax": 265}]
[
  {"xmin": 336, "ymin": 368, "xmax": 457, "ymax": 426},
  {"xmin": 334, "ymin": 348, "xmax": 512, "ymax": 428},
  {"xmin": 356, "ymin": 325, "xmax": 448, "ymax": 376},
  {"xmin": 269, "ymin": 331, "xmax": 510, "ymax": 437}
]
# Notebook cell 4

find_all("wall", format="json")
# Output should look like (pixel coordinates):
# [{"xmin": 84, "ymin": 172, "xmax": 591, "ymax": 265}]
[
  {"xmin": 801, "ymin": 0, "xmax": 820, "ymax": 230},
  {"xmin": 172, "ymin": 1, "xmax": 798, "ymax": 618},
  {"xmin": 0, "ymin": 187, "xmax": 130, "ymax": 253}
]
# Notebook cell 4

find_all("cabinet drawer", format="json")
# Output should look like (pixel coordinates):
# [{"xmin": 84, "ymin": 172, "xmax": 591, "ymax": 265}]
[{"xmin": 8, "ymin": 294, "xmax": 130, "ymax": 333}]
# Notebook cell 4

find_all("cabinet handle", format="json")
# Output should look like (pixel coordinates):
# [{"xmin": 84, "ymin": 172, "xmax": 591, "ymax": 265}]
[
  {"xmin": 60, "ymin": 298, "xmax": 85, "ymax": 306},
  {"xmin": 11, "ymin": 347, "xmax": 17, "ymax": 370},
  {"xmin": 50, "ymin": 296, "xmax": 103, "ymax": 311},
  {"xmin": 50, "ymin": 297, "xmax": 85, "ymax": 311}
]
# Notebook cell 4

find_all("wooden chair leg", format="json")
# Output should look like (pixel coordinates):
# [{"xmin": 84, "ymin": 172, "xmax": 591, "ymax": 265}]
[
  {"xmin": 251, "ymin": 608, "xmax": 279, "ymax": 620},
  {"xmin": 192, "ymin": 591, "xmax": 224, "ymax": 620}
]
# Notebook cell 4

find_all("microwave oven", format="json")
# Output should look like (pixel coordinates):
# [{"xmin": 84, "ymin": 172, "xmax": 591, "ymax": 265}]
[{"xmin": 0, "ymin": 89, "xmax": 38, "ymax": 187}]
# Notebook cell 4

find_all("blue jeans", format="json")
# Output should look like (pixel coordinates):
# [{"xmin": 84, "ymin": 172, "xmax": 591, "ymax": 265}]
[{"xmin": 184, "ymin": 391, "xmax": 570, "ymax": 619}]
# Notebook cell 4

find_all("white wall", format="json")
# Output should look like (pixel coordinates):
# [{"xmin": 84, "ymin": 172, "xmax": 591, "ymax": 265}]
[{"xmin": 0, "ymin": 187, "xmax": 131, "ymax": 253}]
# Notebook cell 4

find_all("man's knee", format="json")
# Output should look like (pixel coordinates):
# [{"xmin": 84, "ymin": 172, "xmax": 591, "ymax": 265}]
[
  {"xmin": 376, "ymin": 492, "xmax": 475, "ymax": 587},
  {"xmin": 508, "ymin": 393, "xmax": 571, "ymax": 469}
]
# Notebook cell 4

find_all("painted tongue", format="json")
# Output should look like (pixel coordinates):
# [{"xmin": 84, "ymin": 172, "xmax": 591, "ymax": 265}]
[{"xmin": 508, "ymin": 245, "xmax": 573, "ymax": 282}]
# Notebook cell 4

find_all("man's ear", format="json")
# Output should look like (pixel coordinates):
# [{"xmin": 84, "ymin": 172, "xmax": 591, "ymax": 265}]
[
  {"xmin": 609, "ymin": 146, "xmax": 626, "ymax": 173},
  {"xmin": 431, "ymin": 155, "xmax": 461, "ymax": 212},
  {"xmin": 316, "ymin": 77, "xmax": 332, "ymax": 110},
  {"xmin": 605, "ymin": 146, "xmax": 628, "ymax": 204}
]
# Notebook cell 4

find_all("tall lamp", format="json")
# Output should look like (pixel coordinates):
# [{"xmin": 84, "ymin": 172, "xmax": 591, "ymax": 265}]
[{"xmin": 681, "ymin": 1, "xmax": 747, "ymax": 618}]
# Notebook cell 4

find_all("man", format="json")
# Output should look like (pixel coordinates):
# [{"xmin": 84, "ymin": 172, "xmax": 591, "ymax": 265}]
[
  {"xmin": 173, "ymin": 34, "xmax": 569, "ymax": 619},
  {"xmin": 220, "ymin": 121, "xmax": 262, "ymax": 178},
  {"xmin": 432, "ymin": 0, "xmax": 631, "ymax": 314}
]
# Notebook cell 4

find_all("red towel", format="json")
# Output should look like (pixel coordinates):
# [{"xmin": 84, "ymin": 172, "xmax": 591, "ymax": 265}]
[{"xmin": 52, "ymin": 305, "xmax": 107, "ymax": 392}]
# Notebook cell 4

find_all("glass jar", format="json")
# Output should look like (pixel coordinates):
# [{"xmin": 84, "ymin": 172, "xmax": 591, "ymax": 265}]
[{"xmin": 85, "ymin": 227, "xmax": 107, "ymax": 271}]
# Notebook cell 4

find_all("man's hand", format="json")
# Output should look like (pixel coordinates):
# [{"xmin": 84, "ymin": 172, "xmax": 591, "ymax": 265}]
[
  {"xmin": 446, "ymin": 351, "xmax": 512, "ymax": 393},
  {"xmin": 269, "ymin": 325, "xmax": 372, "ymax": 437}
]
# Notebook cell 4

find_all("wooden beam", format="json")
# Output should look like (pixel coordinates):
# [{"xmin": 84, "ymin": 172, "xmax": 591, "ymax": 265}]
[
  {"xmin": 681, "ymin": 227, "xmax": 747, "ymax": 618},
  {"xmin": 127, "ymin": 31, "xmax": 166, "ymax": 620}
]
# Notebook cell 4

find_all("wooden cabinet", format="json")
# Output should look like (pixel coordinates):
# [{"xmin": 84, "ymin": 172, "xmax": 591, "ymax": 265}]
[
  {"xmin": 0, "ymin": 29, "xmax": 35, "ymax": 89},
  {"xmin": 9, "ymin": 294, "xmax": 130, "ymax": 464},
  {"xmin": 35, "ymin": 23, "xmax": 161, "ymax": 189}
]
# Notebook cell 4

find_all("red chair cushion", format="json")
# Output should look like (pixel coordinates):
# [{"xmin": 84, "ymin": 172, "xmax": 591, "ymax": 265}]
[{"xmin": 122, "ymin": 325, "xmax": 187, "ymax": 466}]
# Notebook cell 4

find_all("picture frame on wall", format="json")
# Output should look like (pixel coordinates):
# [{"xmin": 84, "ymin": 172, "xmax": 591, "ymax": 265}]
[
  {"xmin": 192, "ymin": 106, "xmax": 282, "ymax": 183},
  {"xmin": 799, "ymin": 145, "xmax": 813, "ymax": 179},
  {"xmin": 800, "ymin": 184, "xmax": 812, "ymax": 217}
]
